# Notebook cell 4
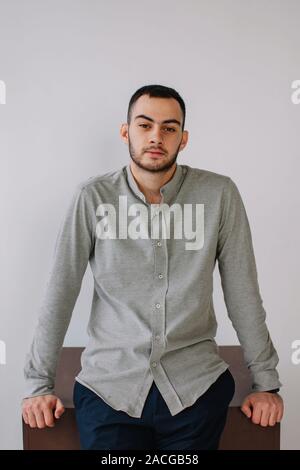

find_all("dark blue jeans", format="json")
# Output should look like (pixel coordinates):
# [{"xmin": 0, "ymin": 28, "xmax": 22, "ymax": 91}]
[{"xmin": 73, "ymin": 368, "xmax": 235, "ymax": 450}]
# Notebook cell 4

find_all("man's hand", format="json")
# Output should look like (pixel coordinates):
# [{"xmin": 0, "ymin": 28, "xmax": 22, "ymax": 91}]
[
  {"xmin": 22, "ymin": 395, "xmax": 65, "ymax": 429},
  {"xmin": 241, "ymin": 392, "xmax": 284, "ymax": 427}
]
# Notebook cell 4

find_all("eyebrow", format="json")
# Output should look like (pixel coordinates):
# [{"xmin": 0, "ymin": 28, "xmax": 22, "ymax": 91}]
[{"xmin": 134, "ymin": 114, "xmax": 181, "ymax": 127}]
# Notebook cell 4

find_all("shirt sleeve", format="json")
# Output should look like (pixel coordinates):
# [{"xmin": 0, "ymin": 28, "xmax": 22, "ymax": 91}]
[
  {"xmin": 23, "ymin": 184, "xmax": 95, "ymax": 399},
  {"xmin": 217, "ymin": 177, "xmax": 282, "ymax": 392}
]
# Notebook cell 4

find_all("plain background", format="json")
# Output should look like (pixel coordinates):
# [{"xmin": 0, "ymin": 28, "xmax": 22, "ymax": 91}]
[{"xmin": 0, "ymin": 0, "xmax": 299, "ymax": 450}]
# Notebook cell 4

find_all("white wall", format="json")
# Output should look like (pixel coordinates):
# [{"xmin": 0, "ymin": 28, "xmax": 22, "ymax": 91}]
[{"xmin": 0, "ymin": 0, "xmax": 299, "ymax": 450}]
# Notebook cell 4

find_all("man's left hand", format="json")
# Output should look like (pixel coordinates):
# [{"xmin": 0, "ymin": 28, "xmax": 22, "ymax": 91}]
[{"xmin": 241, "ymin": 392, "xmax": 284, "ymax": 427}]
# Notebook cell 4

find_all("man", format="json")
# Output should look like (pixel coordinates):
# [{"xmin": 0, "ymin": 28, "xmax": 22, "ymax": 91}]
[{"xmin": 22, "ymin": 84, "xmax": 284, "ymax": 450}]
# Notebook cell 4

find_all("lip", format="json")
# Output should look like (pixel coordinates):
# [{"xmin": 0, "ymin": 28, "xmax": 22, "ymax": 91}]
[
  {"xmin": 146, "ymin": 151, "xmax": 164, "ymax": 159},
  {"xmin": 146, "ymin": 151, "xmax": 164, "ymax": 155}
]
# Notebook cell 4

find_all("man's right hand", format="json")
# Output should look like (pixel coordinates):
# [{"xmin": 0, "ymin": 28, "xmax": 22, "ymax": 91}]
[{"xmin": 22, "ymin": 395, "xmax": 65, "ymax": 428}]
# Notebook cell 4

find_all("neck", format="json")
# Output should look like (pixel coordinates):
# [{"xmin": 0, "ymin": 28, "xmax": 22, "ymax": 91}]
[{"xmin": 129, "ymin": 162, "xmax": 177, "ymax": 204}]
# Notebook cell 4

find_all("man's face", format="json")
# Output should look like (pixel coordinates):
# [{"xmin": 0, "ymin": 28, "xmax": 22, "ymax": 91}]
[{"xmin": 120, "ymin": 95, "xmax": 188, "ymax": 173}]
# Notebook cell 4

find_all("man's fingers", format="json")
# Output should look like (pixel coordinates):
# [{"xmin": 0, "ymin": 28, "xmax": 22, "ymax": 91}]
[
  {"xmin": 276, "ymin": 402, "xmax": 284, "ymax": 422},
  {"xmin": 43, "ymin": 407, "xmax": 55, "ymax": 427},
  {"xmin": 251, "ymin": 405, "xmax": 262, "ymax": 425},
  {"xmin": 34, "ymin": 409, "xmax": 46, "ymax": 429},
  {"xmin": 22, "ymin": 410, "xmax": 29, "ymax": 425},
  {"xmin": 27, "ymin": 410, "xmax": 38, "ymax": 428},
  {"xmin": 22, "ymin": 395, "xmax": 65, "ymax": 428},
  {"xmin": 241, "ymin": 393, "xmax": 284, "ymax": 427},
  {"xmin": 54, "ymin": 399, "xmax": 65, "ymax": 419},
  {"xmin": 268, "ymin": 408, "xmax": 277, "ymax": 426},
  {"xmin": 241, "ymin": 399, "xmax": 252, "ymax": 418},
  {"xmin": 260, "ymin": 406, "xmax": 270, "ymax": 427}
]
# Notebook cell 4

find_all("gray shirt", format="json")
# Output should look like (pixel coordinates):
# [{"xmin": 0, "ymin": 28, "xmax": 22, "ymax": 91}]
[{"xmin": 23, "ymin": 163, "xmax": 282, "ymax": 417}]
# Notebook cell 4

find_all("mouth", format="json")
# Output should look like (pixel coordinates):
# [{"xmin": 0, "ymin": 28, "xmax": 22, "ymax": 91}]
[
  {"xmin": 146, "ymin": 152, "xmax": 164, "ymax": 159},
  {"xmin": 146, "ymin": 151, "xmax": 164, "ymax": 156}
]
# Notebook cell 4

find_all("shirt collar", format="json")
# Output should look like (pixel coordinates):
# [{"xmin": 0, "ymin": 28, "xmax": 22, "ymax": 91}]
[{"xmin": 124, "ymin": 162, "xmax": 186, "ymax": 205}]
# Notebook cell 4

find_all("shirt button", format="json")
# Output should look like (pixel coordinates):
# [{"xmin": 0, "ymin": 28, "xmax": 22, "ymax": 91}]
[
  {"xmin": 152, "ymin": 362, "xmax": 157, "ymax": 368},
  {"xmin": 155, "ymin": 303, "xmax": 161, "ymax": 309},
  {"xmin": 155, "ymin": 335, "xmax": 160, "ymax": 341},
  {"xmin": 158, "ymin": 273, "xmax": 163, "ymax": 279},
  {"xmin": 157, "ymin": 241, "xmax": 162, "ymax": 246}
]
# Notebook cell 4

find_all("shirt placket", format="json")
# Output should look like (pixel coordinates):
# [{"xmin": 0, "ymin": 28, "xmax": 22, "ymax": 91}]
[{"xmin": 149, "ymin": 203, "xmax": 168, "ymax": 371}]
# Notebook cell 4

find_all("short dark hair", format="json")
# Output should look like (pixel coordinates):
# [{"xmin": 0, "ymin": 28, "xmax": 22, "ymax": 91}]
[{"xmin": 127, "ymin": 84, "xmax": 186, "ymax": 131}]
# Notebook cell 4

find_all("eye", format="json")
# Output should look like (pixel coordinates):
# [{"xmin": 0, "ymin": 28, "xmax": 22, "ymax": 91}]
[{"xmin": 138, "ymin": 124, "xmax": 176, "ymax": 132}]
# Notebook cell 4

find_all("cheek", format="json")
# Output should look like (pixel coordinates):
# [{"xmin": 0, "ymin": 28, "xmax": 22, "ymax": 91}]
[
  {"xmin": 134, "ymin": 135, "xmax": 147, "ymax": 150},
  {"xmin": 130, "ymin": 129, "xmax": 143, "ymax": 141}
]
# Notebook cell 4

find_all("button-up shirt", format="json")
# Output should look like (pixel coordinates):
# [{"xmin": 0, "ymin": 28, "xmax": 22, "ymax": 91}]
[{"xmin": 23, "ymin": 163, "xmax": 282, "ymax": 417}]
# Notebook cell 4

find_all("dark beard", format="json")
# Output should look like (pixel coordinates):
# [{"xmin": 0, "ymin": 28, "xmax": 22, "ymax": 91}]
[{"xmin": 128, "ymin": 137, "xmax": 180, "ymax": 174}]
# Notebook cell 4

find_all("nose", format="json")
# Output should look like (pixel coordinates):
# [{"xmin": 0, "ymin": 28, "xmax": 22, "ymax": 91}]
[{"xmin": 149, "ymin": 126, "xmax": 163, "ymax": 145}]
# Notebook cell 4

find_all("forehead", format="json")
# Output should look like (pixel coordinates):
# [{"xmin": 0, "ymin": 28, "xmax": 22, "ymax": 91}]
[{"xmin": 132, "ymin": 94, "xmax": 182, "ymax": 123}]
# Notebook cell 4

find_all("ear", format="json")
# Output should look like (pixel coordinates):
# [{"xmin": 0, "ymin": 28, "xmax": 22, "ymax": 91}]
[
  {"xmin": 179, "ymin": 130, "xmax": 189, "ymax": 151},
  {"xmin": 120, "ymin": 123, "xmax": 129, "ymax": 144}
]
